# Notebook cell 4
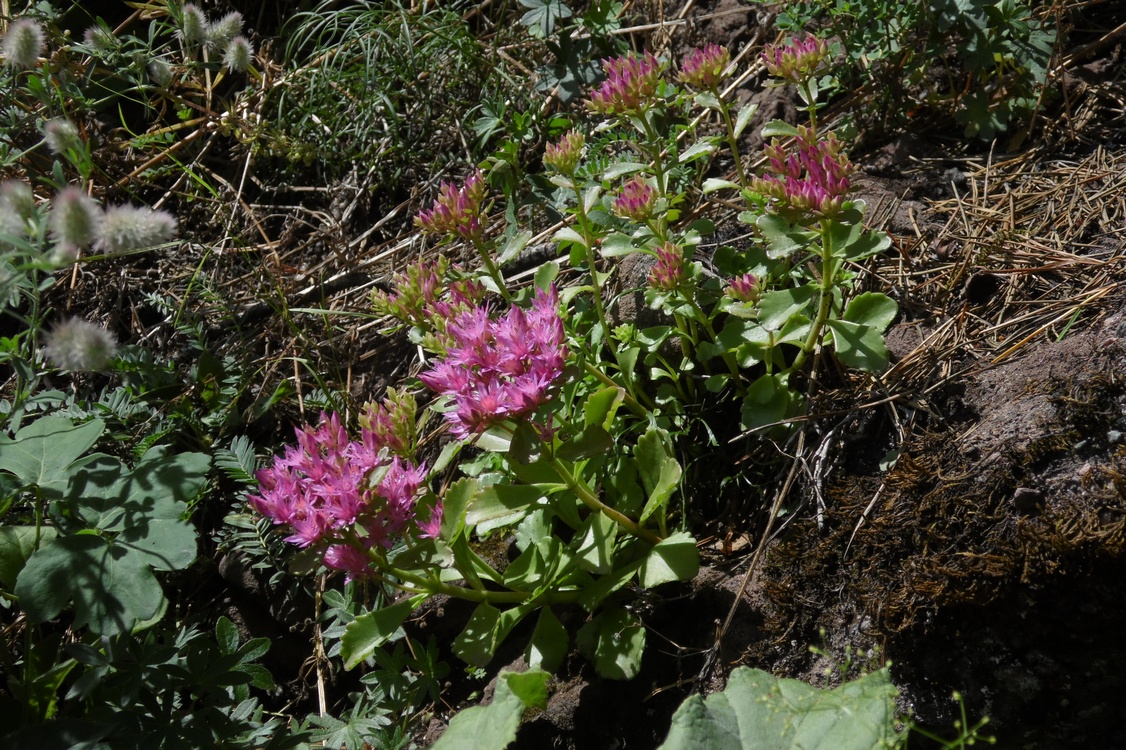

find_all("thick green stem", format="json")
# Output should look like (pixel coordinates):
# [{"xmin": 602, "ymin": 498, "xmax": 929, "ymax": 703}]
[
  {"xmin": 472, "ymin": 238, "xmax": 512, "ymax": 303},
  {"xmin": 570, "ymin": 184, "xmax": 614, "ymax": 354},
  {"xmin": 549, "ymin": 456, "xmax": 663, "ymax": 545},
  {"xmin": 714, "ymin": 93, "xmax": 749, "ymax": 194},
  {"xmin": 787, "ymin": 220, "xmax": 835, "ymax": 375}
]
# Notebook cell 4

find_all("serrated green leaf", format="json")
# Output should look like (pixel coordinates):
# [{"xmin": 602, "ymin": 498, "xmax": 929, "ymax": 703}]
[
  {"xmin": 659, "ymin": 667, "xmax": 900, "ymax": 750},
  {"xmin": 741, "ymin": 374, "xmax": 799, "ymax": 433},
  {"xmin": 509, "ymin": 421, "xmax": 545, "ymax": 466},
  {"xmin": 639, "ymin": 531, "xmax": 699, "ymax": 588},
  {"xmin": 576, "ymin": 605, "xmax": 645, "ymax": 680},
  {"xmin": 535, "ymin": 260, "xmax": 560, "ymax": 290},
  {"xmin": 842, "ymin": 292, "xmax": 898, "ymax": 331},
  {"xmin": 342, "ymin": 596, "xmax": 422, "ymax": 670},
  {"xmin": 441, "ymin": 477, "xmax": 478, "ymax": 540},
  {"xmin": 757, "ymin": 214, "xmax": 817, "ymax": 259},
  {"xmin": 556, "ymin": 424, "xmax": 614, "ymax": 461}
]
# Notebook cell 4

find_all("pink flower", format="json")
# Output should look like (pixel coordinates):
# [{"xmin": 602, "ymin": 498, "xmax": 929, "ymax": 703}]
[
  {"xmin": 761, "ymin": 33, "xmax": 830, "ymax": 85},
  {"xmin": 415, "ymin": 170, "xmax": 489, "ymax": 241},
  {"xmin": 420, "ymin": 285, "xmax": 567, "ymax": 439},
  {"xmin": 613, "ymin": 176, "xmax": 656, "ymax": 222},
  {"xmin": 752, "ymin": 126, "xmax": 853, "ymax": 216},
  {"xmin": 586, "ymin": 52, "xmax": 664, "ymax": 115},
  {"xmin": 679, "ymin": 44, "xmax": 731, "ymax": 89}
]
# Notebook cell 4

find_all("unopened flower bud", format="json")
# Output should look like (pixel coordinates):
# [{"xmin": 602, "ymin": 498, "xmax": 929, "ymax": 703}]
[
  {"xmin": 415, "ymin": 170, "xmax": 488, "ymax": 241},
  {"xmin": 761, "ymin": 33, "xmax": 830, "ymax": 85},
  {"xmin": 543, "ymin": 131, "xmax": 584, "ymax": 176},
  {"xmin": 50, "ymin": 187, "xmax": 100, "ymax": 248},
  {"xmin": 2, "ymin": 17, "xmax": 45, "ymax": 69},
  {"xmin": 725, "ymin": 272, "xmax": 760, "ymax": 302},
  {"xmin": 0, "ymin": 181, "xmax": 35, "ymax": 226},
  {"xmin": 648, "ymin": 242, "xmax": 686, "ymax": 291},
  {"xmin": 679, "ymin": 44, "xmax": 731, "ymax": 89},
  {"xmin": 613, "ymin": 176, "xmax": 656, "ymax": 222},
  {"xmin": 586, "ymin": 52, "xmax": 664, "ymax": 116},
  {"xmin": 43, "ymin": 317, "xmax": 118, "ymax": 371}
]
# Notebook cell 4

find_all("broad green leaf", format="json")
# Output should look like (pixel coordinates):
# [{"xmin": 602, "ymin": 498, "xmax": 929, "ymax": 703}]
[
  {"xmin": 431, "ymin": 669, "xmax": 550, "ymax": 750},
  {"xmin": 639, "ymin": 531, "xmax": 700, "ymax": 588},
  {"xmin": 733, "ymin": 101, "xmax": 758, "ymax": 139},
  {"xmin": 760, "ymin": 119, "xmax": 799, "ymax": 138},
  {"xmin": 0, "ymin": 416, "xmax": 104, "ymax": 497},
  {"xmin": 535, "ymin": 260, "xmax": 560, "ymax": 290},
  {"xmin": 758, "ymin": 286, "xmax": 816, "ymax": 332},
  {"xmin": 497, "ymin": 229, "xmax": 533, "ymax": 265},
  {"xmin": 584, "ymin": 386, "xmax": 625, "ymax": 430},
  {"xmin": 509, "ymin": 421, "xmax": 544, "ymax": 465},
  {"xmin": 441, "ymin": 477, "xmax": 478, "ymax": 540},
  {"xmin": 757, "ymin": 214, "xmax": 817, "ymax": 259},
  {"xmin": 466, "ymin": 484, "xmax": 543, "ymax": 528},
  {"xmin": 0, "ymin": 525, "xmax": 55, "ymax": 590},
  {"xmin": 741, "ymin": 374, "xmax": 798, "ymax": 433},
  {"xmin": 600, "ymin": 232, "xmax": 638, "ymax": 258},
  {"xmin": 556, "ymin": 424, "xmax": 614, "ymax": 461},
  {"xmin": 842, "ymin": 292, "xmax": 898, "ymax": 331},
  {"xmin": 659, "ymin": 667, "xmax": 900, "ymax": 750},
  {"xmin": 117, "ymin": 518, "xmax": 196, "ymax": 571},
  {"xmin": 827, "ymin": 320, "xmax": 890, "ymax": 373},
  {"xmin": 842, "ymin": 228, "xmax": 891, "ymax": 261},
  {"xmin": 694, "ymin": 91, "xmax": 722, "ymax": 110},
  {"xmin": 679, "ymin": 140, "xmax": 717, "ymax": 162},
  {"xmin": 452, "ymin": 602, "xmax": 502, "ymax": 667},
  {"xmin": 15, "ymin": 534, "xmax": 164, "ymax": 636},
  {"xmin": 553, "ymin": 226, "xmax": 587, "ymax": 248},
  {"xmin": 576, "ymin": 605, "xmax": 645, "ymax": 680},
  {"xmin": 603, "ymin": 161, "xmax": 648, "ymax": 180},
  {"xmin": 342, "ymin": 596, "xmax": 423, "ymax": 669},
  {"xmin": 578, "ymin": 557, "xmax": 643, "ymax": 611},
  {"xmin": 526, "ymin": 607, "xmax": 568, "ymax": 672},
  {"xmin": 573, "ymin": 511, "xmax": 616, "ymax": 574}
]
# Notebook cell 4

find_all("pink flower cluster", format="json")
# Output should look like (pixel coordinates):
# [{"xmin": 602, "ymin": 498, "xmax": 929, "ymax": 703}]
[
  {"xmin": 753, "ymin": 127, "xmax": 854, "ymax": 216},
  {"xmin": 679, "ymin": 44, "xmax": 731, "ymax": 90},
  {"xmin": 613, "ymin": 176, "xmax": 656, "ymax": 221},
  {"xmin": 761, "ymin": 33, "xmax": 830, "ymax": 85},
  {"xmin": 249, "ymin": 412, "xmax": 435, "ymax": 581},
  {"xmin": 419, "ymin": 285, "xmax": 567, "ymax": 439},
  {"xmin": 586, "ymin": 52, "xmax": 664, "ymax": 116},
  {"xmin": 648, "ymin": 242, "xmax": 685, "ymax": 291},
  {"xmin": 415, "ymin": 169, "xmax": 489, "ymax": 241}
]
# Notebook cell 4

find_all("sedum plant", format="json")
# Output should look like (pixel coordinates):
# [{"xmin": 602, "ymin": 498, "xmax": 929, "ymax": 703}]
[{"xmin": 248, "ymin": 33, "xmax": 897, "ymax": 682}]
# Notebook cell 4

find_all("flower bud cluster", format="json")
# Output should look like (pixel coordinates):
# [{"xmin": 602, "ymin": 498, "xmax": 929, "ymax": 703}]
[
  {"xmin": 613, "ymin": 176, "xmax": 656, "ymax": 222},
  {"xmin": 249, "ymin": 410, "xmax": 435, "ymax": 582},
  {"xmin": 678, "ymin": 44, "xmax": 731, "ymax": 90},
  {"xmin": 178, "ymin": 4, "xmax": 253, "ymax": 73},
  {"xmin": 648, "ymin": 242, "xmax": 686, "ymax": 291},
  {"xmin": 371, "ymin": 256, "xmax": 487, "ymax": 351},
  {"xmin": 543, "ymin": 131, "xmax": 585, "ymax": 176},
  {"xmin": 753, "ymin": 127, "xmax": 854, "ymax": 216},
  {"xmin": 420, "ymin": 285, "xmax": 567, "ymax": 439},
  {"xmin": 761, "ymin": 33, "xmax": 830, "ymax": 85},
  {"xmin": 586, "ymin": 52, "xmax": 664, "ymax": 116},
  {"xmin": 725, "ymin": 272, "xmax": 761, "ymax": 303},
  {"xmin": 415, "ymin": 170, "xmax": 489, "ymax": 242},
  {"xmin": 358, "ymin": 388, "xmax": 417, "ymax": 457}
]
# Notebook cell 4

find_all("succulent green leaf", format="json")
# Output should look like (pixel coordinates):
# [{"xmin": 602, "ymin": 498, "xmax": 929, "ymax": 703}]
[
  {"xmin": 703, "ymin": 178, "xmax": 741, "ymax": 194},
  {"xmin": 679, "ymin": 140, "xmax": 717, "ymax": 162},
  {"xmin": 760, "ymin": 119, "xmax": 800, "ymax": 138},
  {"xmin": 584, "ymin": 386, "xmax": 626, "ymax": 430},
  {"xmin": 0, "ymin": 525, "xmax": 55, "ymax": 590},
  {"xmin": 441, "ymin": 477, "xmax": 479, "ymax": 540},
  {"xmin": 553, "ymin": 226, "xmax": 587, "ymax": 248},
  {"xmin": 741, "ymin": 374, "xmax": 799, "ymax": 433},
  {"xmin": 827, "ymin": 320, "xmax": 891, "ymax": 373},
  {"xmin": 342, "ymin": 596, "xmax": 423, "ymax": 670},
  {"xmin": 497, "ymin": 229, "xmax": 533, "ymax": 265},
  {"xmin": 465, "ymin": 484, "xmax": 543, "ymax": 528},
  {"xmin": 430, "ymin": 669, "xmax": 550, "ymax": 750},
  {"xmin": 757, "ymin": 214, "xmax": 817, "ymax": 259},
  {"xmin": 600, "ymin": 232, "xmax": 637, "ymax": 258},
  {"xmin": 842, "ymin": 292, "xmax": 898, "ymax": 331},
  {"xmin": 527, "ymin": 607, "xmax": 568, "ymax": 672},
  {"xmin": 556, "ymin": 424, "xmax": 614, "ymax": 461},
  {"xmin": 659, "ymin": 667, "xmax": 900, "ymax": 750},
  {"xmin": 733, "ymin": 102, "xmax": 759, "ymax": 139},
  {"xmin": 758, "ymin": 286, "xmax": 817, "ymax": 332},
  {"xmin": 603, "ymin": 161, "xmax": 648, "ymax": 180},
  {"xmin": 576, "ymin": 605, "xmax": 646, "ymax": 680},
  {"xmin": 574, "ymin": 511, "xmax": 616, "ymax": 574},
  {"xmin": 639, "ymin": 531, "xmax": 700, "ymax": 588}
]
